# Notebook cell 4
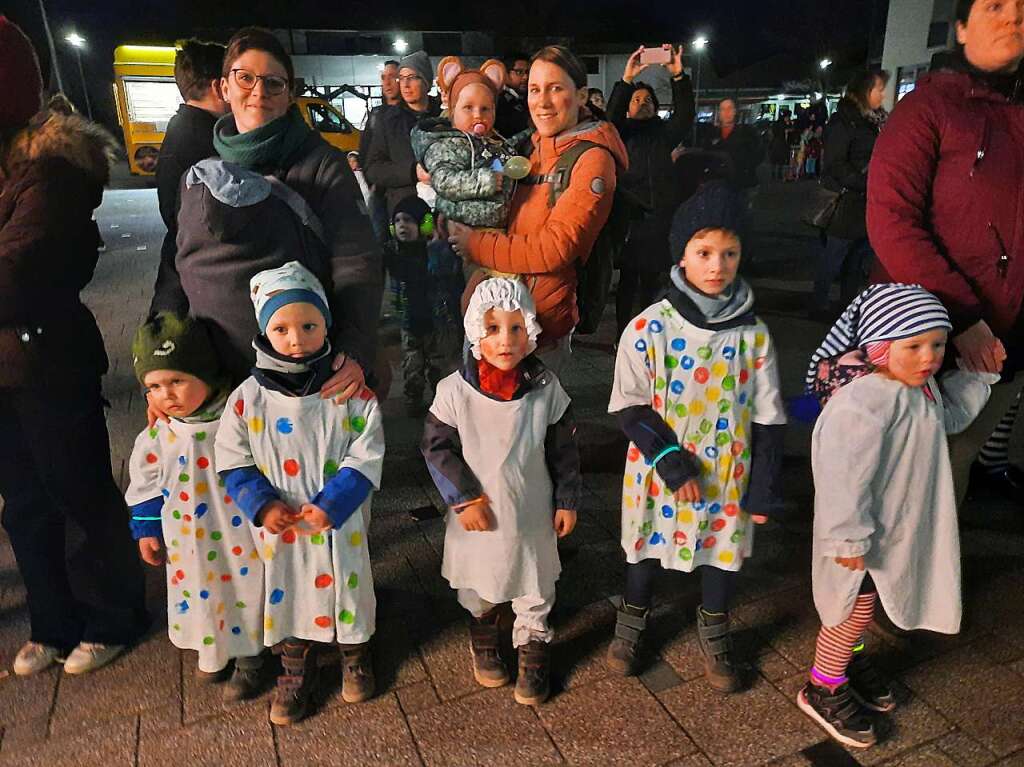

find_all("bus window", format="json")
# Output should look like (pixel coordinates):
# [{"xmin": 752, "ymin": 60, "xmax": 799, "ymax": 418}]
[
  {"xmin": 123, "ymin": 77, "xmax": 181, "ymax": 131},
  {"xmin": 307, "ymin": 103, "xmax": 352, "ymax": 134}
]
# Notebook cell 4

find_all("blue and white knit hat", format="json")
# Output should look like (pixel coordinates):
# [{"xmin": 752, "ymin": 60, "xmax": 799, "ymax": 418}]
[
  {"xmin": 804, "ymin": 283, "xmax": 951, "ymax": 390},
  {"xmin": 250, "ymin": 260, "xmax": 332, "ymax": 334}
]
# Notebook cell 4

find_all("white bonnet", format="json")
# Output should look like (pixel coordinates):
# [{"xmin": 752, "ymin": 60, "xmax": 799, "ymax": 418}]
[{"xmin": 464, "ymin": 277, "xmax": 542, "ymax": 360}]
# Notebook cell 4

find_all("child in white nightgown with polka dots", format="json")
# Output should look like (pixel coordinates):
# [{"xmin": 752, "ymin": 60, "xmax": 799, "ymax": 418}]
[
  {"xmin": 126, "ymin": 312, "xmax": 264, "ymax": 703},
  {"xmin": 215, "ymin": 261, "xmax": 385, "ymax": 727}
]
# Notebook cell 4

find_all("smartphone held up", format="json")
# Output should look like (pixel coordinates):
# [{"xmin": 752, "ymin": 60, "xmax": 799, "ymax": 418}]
[{"xmin": 638, "ymin": 45, "xmax": 673, "ymax": 66}]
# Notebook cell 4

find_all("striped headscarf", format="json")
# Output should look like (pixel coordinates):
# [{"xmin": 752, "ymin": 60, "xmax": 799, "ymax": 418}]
[{"xmin": 805, "ymin": 283, "xmax": 952, "ymax": 393}]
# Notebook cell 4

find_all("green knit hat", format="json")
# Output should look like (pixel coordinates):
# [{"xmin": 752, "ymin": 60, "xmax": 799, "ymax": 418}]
[{"xmin": 132, "ymin": 312, "xmax": 224, "ymax": 387}]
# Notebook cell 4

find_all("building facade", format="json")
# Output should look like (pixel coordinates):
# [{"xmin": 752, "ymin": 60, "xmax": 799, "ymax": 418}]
[{"xmin": 880, "ymin": 0, "xmax": 956, "ymax": 108}]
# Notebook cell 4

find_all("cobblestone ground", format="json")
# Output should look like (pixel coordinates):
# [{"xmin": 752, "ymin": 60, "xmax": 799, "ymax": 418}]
[{"xmin": 0, "ymin": 178, "xmax": 1022, "ymax": 767}]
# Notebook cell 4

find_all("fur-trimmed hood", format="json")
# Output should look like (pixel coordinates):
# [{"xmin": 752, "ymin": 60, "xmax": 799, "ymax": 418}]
[{"xmin": 5, "ymin": 112, "xmax": 118, "ymax": 184}]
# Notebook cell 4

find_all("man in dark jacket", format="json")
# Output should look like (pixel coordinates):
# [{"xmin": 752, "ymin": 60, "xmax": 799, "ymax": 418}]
[
  {"xmin": 358, "ymin": 60, "xmax": 401, "ymax": 243},
  {"xmin": 495, "ymin": 52, "xmax": 531, "ymax": 137},
  {"xmin": 364, "ymin": 50, "xmax": 441, "ymax": 215},
  {"xmin": 701, "ymin": 99, "xmax": 765, "ymax": 192},
  {"xmin": 151, "ymin": 39, "xmax": 227, "ymax": 317}
]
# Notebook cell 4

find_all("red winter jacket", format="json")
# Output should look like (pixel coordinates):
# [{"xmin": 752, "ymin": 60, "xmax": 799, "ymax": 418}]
[{"xmin": 867, "ymin": 65, "xmax": 1024, "ymax": 342}]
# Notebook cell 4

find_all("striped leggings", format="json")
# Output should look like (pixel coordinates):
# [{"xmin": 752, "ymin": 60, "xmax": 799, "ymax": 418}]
[{"xmin": 811, "ymin": 579, "xmax": 877, "ymax": 689}]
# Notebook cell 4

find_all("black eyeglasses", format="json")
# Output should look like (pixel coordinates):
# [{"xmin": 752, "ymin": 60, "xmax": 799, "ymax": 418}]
[{"xmin": 230, "ymin": 68, "xmax": 289, "ymax": 96}]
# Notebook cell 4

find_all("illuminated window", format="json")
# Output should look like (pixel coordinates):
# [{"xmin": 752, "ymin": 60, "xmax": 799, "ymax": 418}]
[{"xmin": 123, "ymin": 77, "xmax": 182, "ymax": 129}]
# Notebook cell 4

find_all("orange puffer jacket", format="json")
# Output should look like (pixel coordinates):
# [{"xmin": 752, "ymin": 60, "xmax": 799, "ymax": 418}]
[{"xmin": 466, "ymin": 120, "xmax": 628, "ymax": 344}]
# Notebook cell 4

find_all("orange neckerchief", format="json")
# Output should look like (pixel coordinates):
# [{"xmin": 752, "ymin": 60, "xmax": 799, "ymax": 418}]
[{"xmin": 477, "ymin": 358, "xmax": 521, "ymax": 401}]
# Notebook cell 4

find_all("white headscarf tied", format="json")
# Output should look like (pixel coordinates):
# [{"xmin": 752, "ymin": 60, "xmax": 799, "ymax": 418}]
[{"xmin": 463, "ymin": 277, "xmax": 542, "ymax": 361}]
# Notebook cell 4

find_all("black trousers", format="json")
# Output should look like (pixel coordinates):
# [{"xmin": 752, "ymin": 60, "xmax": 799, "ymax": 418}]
[
  {"xmin": 616, "ymin": 269, "xmax": 666, "ymax": 340},
  {"xmin": 624, "ymin": 558, "xmax": 737, "ymax": 614},
  {"xmin": 0, "ymin": 379, "xmax": 148, "ymax": 650}
]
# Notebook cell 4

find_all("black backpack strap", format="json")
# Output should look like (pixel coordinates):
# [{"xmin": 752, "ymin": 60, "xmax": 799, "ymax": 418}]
[{"xmin": 265, "ymin": 176, "xmax": 329, "ymax": 247}]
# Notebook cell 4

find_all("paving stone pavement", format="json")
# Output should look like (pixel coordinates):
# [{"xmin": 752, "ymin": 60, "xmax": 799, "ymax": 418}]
[{"xmin": 0, "ymin": 178, "xmax": 1022, "ymax": 766}]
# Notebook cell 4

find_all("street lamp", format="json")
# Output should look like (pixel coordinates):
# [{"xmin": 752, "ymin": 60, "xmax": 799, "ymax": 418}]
[
  {"xmin": 393, "ymin": 38, "xmax": 408, "ymax": 54},
  {"xmin": 64, "ymin": 31, "xmax": 92, "ymax": 120},
  {"xmin": 691, "ymin": 35, "xmax": 709, "ymax": 144}
]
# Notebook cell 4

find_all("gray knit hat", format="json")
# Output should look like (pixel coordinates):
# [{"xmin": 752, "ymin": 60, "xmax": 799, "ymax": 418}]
[{"xmin": 399, "ymin": 50, "xmax": 433, "ymax": 86}]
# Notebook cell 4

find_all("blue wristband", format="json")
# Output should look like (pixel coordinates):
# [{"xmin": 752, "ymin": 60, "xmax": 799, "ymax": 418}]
[{"xmin": 652, "ymin": 445, "xmax": 681, "ymax": 465}]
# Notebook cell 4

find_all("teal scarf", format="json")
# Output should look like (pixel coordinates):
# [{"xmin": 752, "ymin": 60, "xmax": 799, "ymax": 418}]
[{"xmin": 213, "ymin": 104, "xmax": 312, "ymax": 169}]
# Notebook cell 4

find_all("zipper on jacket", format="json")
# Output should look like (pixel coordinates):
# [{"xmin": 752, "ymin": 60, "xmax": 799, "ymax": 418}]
[
  {"xmin": 970, "ymin": 117, "xmax": 992, "ymax": 178},
  {"xmin": 989, "ymin": 222, "xmax": 1010, "ymax": 278}
]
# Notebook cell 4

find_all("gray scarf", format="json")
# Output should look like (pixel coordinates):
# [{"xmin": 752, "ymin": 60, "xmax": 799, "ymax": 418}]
[{"xmin": 670, "ymin": 266, "xmax": 754, "ymax": 323}]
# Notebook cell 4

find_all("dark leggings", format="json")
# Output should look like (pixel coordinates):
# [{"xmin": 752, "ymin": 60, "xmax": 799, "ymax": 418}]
[{"xmin": 623, "ymin": 559, "xmax": 737, "ymax": 614}]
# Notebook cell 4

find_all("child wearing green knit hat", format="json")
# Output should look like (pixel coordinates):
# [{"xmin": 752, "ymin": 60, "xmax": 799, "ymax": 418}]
[{"xmin": 125, "ymin": 312, "xmax": 265, "ymax": 702}]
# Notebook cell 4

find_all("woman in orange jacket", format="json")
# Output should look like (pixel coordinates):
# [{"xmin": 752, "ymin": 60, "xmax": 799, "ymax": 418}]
[{"xmin": 448, "ymin": 46, "xmax": 628, "ymax": 373}]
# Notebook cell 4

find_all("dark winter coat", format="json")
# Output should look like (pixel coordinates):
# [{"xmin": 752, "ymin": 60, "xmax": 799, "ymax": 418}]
[
  {"xmin": 363, "ymin": 97, "xmax": 441, "ymax": 214},
  {"xmin": 822, "ymin": 98, "xmax": 881, "ymax": 240},
  {"xmin": 606, "ymin": 76, "xmax": 695, "ymax": 273},
  {"xmin": 495, "ymin": 87, "xmax": 529, "ymax": 138},
  {"xmin": 158, "ymin": 131, "xmax": 382, "ymax": 384},
  {"xmin": 151, "ymin": 103, "xmax": 218, "ymax": 317},
  {"xmin": 0, "ymin": 114, "xmax": 115, "ymax": 388},
  {"xmin": 867, "ymin": 58, "xmax": 1024, "ymax": 352},
  {"xmin": 701, "ymin": 123, "xmax": 765, "ymax": 190}
]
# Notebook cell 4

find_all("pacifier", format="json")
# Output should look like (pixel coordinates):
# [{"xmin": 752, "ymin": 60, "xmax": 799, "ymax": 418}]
[{"xmin": 472, "ymin": 122, "xmax": 488, "ymax": 136}]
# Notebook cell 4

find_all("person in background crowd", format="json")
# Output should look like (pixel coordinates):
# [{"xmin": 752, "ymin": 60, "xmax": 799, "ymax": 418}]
[
  {"xmin": 496, "ymin": 52, "xmax": 531, "ymax": 137},
  {"xmin": 150, "ymin": 39, "xmax": 228, "ymax": 318},
  {"xmin": 154, "ymin": 26, "xmax": 379, "ymax": 396},
  {"xmin": 586, "ymin": 87, "xmax": 607, "ymax": 120},
  {"xmin": 364, "ymin": 51, "xmax": 442, "ymax": 214},
  {"xmin": 768, "ymin": 114, "xmax": 792, "ymax": 180},
  {"xmin": 348, "ymin": 150, "xmax": 373, "ymax": 212},
  {"xmin": 811, "ymin": 69, "xmax": 889, "ymax": 318},
  {"xmin": 701, "ymin": 97, "xmax": 765, "ymax": 196},
  {"xmin": 0, "ymin": 15, "xmax": 148, "ymax": 677},
  {"xmin": 607, "ymin": 45, "xmax": 695, "ymax": 339},
  {"xmin": 359, "ymin": 60, "xmax": 401, "ymax": 242},
  {"xmin": 447, "ymin": 45, "xmax": 628, "ymax": 376},
  {"xmin": 868, "ymin": 0, "xmax": 1024, "ymax": 506}
]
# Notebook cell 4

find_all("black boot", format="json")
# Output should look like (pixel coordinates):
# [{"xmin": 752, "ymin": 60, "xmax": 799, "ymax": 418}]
[
  {"xmin": 696, "ymin": 605, "xmax": 741, "ymax": 693},
  {"xmin": 514, "ymin": 640, "xmax": 551, "ymax": 706},
  {"xmin": 339, "ymin": 642, "xmax": 375, "ymax": 703},
  {"xmin": 847, "ymin": 650, "xmax": 896, "ymax": 712},
  {"xmin": 270, "ymin": 640, "xmax": 319, "ymax": 725},
  {"xmin": 223, "ymin": 654, "xmax": 264, "ymax": 703},
  {"xmin": 469, "ymin": 608, "xmax": 510, "ymax": 688},
  {"xmin": 606, "ymin": 598, "xmax": 647, "ymax": 676}
]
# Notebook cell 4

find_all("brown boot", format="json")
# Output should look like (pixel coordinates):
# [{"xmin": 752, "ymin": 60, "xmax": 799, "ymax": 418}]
[
  {"xmin": 270, "ymin": 640, "xmax": 319, "ymax": 725},
  {"xmin": 514, "ymin": 640, "xmax": 551, "ymax": 706},
  {"xmin": 469, "ymin": 608, "xmax": 510, "ymax": 688},
  {"xmin": 606, "ymin": 598, "xmax": 647, "ymax": 676},
  {"xmin": 339, "ymin": 642, "xmax": 375, "ymax": 703},
  {"xmin": 696, "ymin": 606, "xmax": 741, "ymax": 693}
]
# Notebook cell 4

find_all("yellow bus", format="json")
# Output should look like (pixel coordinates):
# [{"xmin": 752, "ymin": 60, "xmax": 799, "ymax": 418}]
[{"xmin": 113, "ymin": 45, "xmax": 363, "ymax": 175}]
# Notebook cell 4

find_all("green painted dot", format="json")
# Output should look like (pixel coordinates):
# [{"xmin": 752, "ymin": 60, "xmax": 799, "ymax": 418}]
[
  {"xmin": 716, "ymin": 432, "xmax": 731, "ymax": 447},
  {"xmin": 172, "ymin": 510, "xmax": 181, "ymax": 520},
  {"xmin": 739, "ymin": 340, "xmax": 748, "ymax": 354},
  {"xmin": 351, "ymin": 416, "xmax": 366, "ymax": 434},
  {"xmin": 324, "ymin": 459, "xmax": 340, "ymax": 479},
  {"xmin": 699, "ymin": 419, "xmax": 713, "ymax": 434},
  {"xmin": 202, "ymin": 636, "xmax": 215, "ymax": 645},
  {"xmin": 675, "ymin": 403, "xmax": 688, "ymax": 417},
  {"xmin": 679, "ymin": 548, "xmax": 693, "ymax": 562},
  {"xmin": 235, "ymin": 601, "xmax": 246, "ymax": 609},
  {"xmin": 664, "ymin": 355, "xmax": 679, "ymax": 369},
  {"xmin": 217, "ymin": 477, "xmax": 225, "ymax": 487},
  {"xmin": 195, "ymin": 431, "xmax": 207, "ymax": 441},
  {"xmin": 310, "ymin": 533, "xmax": 325, "ymax": 545},
  {"xmin": 731, "ymin": 531, "xmax": 743, "ymax": 544},
  {"xmin": 178, "ymin": 473, "xmax": 190, "ymax": 483},
  {"xmin": 347, "ymin": 573, "xmax": 359, "ymax": 589},
  {"xmin": 171, "ymin": 539, "xmax": 179, "ymax": 548},
  {"xmin": 148, "ymin": 427, "xmax": 159, "ymax": 439},
  {"xmin": 698, "ymin": 520, "xmax": 709, "ymax": 532},
  {"xmin": 210, "ymin": 531, "xmax": 222, "ymax": 541},
  {"xmin": 338, "ymin": 609, "xmax": 356, "ymax": 625},
  {"xmin": 688, "ymin": 432, "xmax": 703, "ymax": 445},
  {"xmin": 182, "ymin": 590, "xmax": 191, "ymax": 598},
  {"xmin": 718, "ymin": 400, "xmax": 732, "ymax": 413},
  {"xmin": 722, "ymin": 375, "xmax": 736, "ymax": 391},
  {"xmin": 697, "ymin": 346, "xmax": 713, "ymax": 360},
  {"xmin": 641, "ymin": 520, "xmax": 654, "ymax": 536},
  {"xmin": 172, "ymin": 623, "xmax": 180, "ymax": 631},
  {"xmin": 654, "ymin": 377, "xmax": 666, "ymax": 391},
  {"xmin": 741, "ymin": 448, "xmax": 751, "ymax": 460},
  {"xmin": 645, "ymin": 497, "xmax": 655, "ymax": 510},
  {"xmin": 207, "ymin": 551, "xmax": 217, "ymax": 561}
]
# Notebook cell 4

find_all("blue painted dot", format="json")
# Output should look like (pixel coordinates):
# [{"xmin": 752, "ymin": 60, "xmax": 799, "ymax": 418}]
[
  {"xmin": 649, "ymin": 320, "xmax": 663, "ymax": 333},
  {"xmin": 176, "ymin": 600, "xmax": 189, "ymax": 614},
  {"xmin": 240, "ymin": 566, "xmax": 249, "ymax": 576},
  {"xmin": 269, "ymin": 588, "xmax": 285, "ymax": 605},
  {"xmin": 161, "ymin": 488, "xmax": 170, "ymax": 497},
  {"xmin": 200, "ymin": 590, "xmax": 210, "ymax": 600},
  {"xmin": 635, "ymin": 472, "xmax": 643, "ymax": 485},
  {"xmin": 649, "ymin": 532, "xmax": 665, "ymax": 545},
  {"xmin": 276, "ymin": 417, "xmax": 294, "ymax": 434},
  {"xmin": 634, "ymin": 339, "xmax": 648, "ymax": 353},
  {"xmin": 195, "ymin": 503, "xmax": 209, "ymax": 519},
  {"xmin": 231, "ymin": 626, "xmax": 242, "ymax": 635},
  {"xmin": 178, "ymin": 456, "xmax": 186, "ymax": 465},
  {"xmin": 671, "ymin": 338, "xmax": 686, "ymax": 351},
  {"xmin": 716, "ymin": 418, "xmax": 729, "ymax": 431},
  {"xmin": 661, "ymin": 505, "xmax": 675, "ymax": 519},
  {"xmin": 693, "ymin": 501, "xmax": 707, "ymax": 512},
  {"xmin": 705, "ymin": 447, "xmax": 720, "ymax": 459},
  {"xmin": 695, "ymin": 539, "xmax": 703, "ymax": 551},
  {"xmin": 670, "ymin": 380, "xmax": 685, "ymax": 395},
  {"xmin": 739, "ymin": 392, "xmax": 749, "ymax": 405},
  {"xmin": 709, "ymin": 503, "xmax": 722, "ymax": 515},
  {"xmin": 723, "ymin": 346, "xmax": 737, "ymax": 360},
  {"xmin": 231, "ymin": 515, "xmax": 242, "ymax": 527},
  {"xmin": 681, "ymin": 356, "xmax": 695, "ymax": 370}
]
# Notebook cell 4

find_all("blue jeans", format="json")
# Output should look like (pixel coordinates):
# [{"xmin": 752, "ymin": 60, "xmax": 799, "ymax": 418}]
[{"xmin": 813, "ymin": 236, "xmax": 873, "ymax": 311}]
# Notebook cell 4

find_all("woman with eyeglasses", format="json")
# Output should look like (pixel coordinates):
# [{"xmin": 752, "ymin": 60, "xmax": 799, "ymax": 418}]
[
  {"xmin": 867, "ymin": 0, "xmax": 1024, "ymax": 506},
  {"xmin": 153, "ymin": 26, "xmax": 381, "ymax": 401}
]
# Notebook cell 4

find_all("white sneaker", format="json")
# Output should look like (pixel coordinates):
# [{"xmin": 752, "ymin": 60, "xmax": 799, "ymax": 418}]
[
  {"xmin": 13, "ymin": 641, "xmax": 63, "ymax": 676},
  {"xmin": 63, "ymin": 642, "xmax": 125, "ymax": 675}
]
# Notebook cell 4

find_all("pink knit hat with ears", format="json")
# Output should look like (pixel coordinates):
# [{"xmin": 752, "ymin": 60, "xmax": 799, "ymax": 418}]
[{"xmin": 0, "ymin": 16, "xmax": 43, "ymax": 130}]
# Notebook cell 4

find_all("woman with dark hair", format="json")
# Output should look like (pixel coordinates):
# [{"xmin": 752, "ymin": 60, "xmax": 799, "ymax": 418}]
[
  {"xmin": 868, "ymin": 0, "xmax": 1024, "ymax": 505},
  {"xmin": 606, "ymin": 45, "xmax": 695, "ymax": 338},
  {"xmin": 0, "ymin": 16, "xmax": 148, "ymax": 677},
  {"xmin": 447, "ymin": 45, "xmax": 628, "ymax": 375},
  {"xmin": 811, "ymin": 68, "xmax": 889, "ymax": 316},
  {"xmin": 154, "ymin": 27, "xmax": 381, "ymax": 396}
]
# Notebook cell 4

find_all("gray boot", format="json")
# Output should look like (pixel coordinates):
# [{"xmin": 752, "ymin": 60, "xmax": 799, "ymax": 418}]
[
  {"xmin": 606, "ymin": 598, "xmax": 647, "ymax": 676},
  {"xmin": 696, "ymin": 605, "xmax": 741, "ymax": 693}
]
